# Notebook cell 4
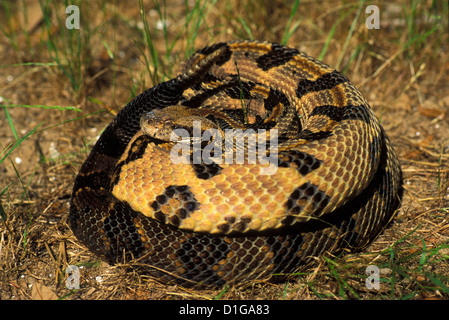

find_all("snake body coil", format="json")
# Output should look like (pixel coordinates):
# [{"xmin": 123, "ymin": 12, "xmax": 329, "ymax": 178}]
[{"xmin": 69, "ymin": 41, "xmax": 402, "ymax": 286}]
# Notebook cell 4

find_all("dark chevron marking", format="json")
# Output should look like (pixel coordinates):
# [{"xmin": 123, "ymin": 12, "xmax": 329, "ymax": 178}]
[
  {"xmin": 110, "ymin": 135, "xmax": 151, "ymax": 187},
  {"xmin": 191, "ymin": 161, "xmax": 223, "ymax": 180},
  {"xmin": 296, "ymin": 70, "xmax": 349, "ymax": 99},
  {"xmin": 196, "ymin": 42, "xmax": 232, "ymax": 66},
  {"xmin": 298, "ymin": 129, "xmax": 332, "ymax": 141},
  {"xmin": 278, "ymin": 150, "xmax": 322, "ymax": 176},
  {"xmin": 282, "ymin": 182, "xmax": 331, "ymax": 225},
  {"xmin": 256, "ymin": 43, "xmax": 300, "ymax": 71},
  {"xmin": 310, "ymin": 104, "xmax": 372, "ymax": 124}
]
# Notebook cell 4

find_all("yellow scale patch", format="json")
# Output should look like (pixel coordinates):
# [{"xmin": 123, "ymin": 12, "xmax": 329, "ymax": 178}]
[{"xmin": 112, "ymin": 140, "xmax": 306, "ymax": 234}]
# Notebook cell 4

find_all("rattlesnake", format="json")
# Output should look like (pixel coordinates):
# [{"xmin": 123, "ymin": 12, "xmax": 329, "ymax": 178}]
[{"xmin": 69, "ymin": 40, "xmax": 403, "ymax": 286}]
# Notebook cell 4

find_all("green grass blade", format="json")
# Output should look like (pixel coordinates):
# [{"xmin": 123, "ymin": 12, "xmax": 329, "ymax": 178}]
[
  {"xmin": 238, "ymin": 16, "xmax": 254, "ymax": 40},
  {"xmin": 281, "ymin": 0, "xmax": 300, "ymax": 45},
  {"xmin": 417, "ymin": 239, "xmax": 427, "ymax": 272},
  {"xmin": 335, "ymin": 0, "xmax": 365, "ymax": 70},
  {"xmin": 425, "ymin": 273, "xmax": 449, "ymax": 294},
  {"xmin": 213, "ymin": 285, "xmax": 229, "ymax": 300},
  {"xmin": 1, "ymin": 104, "xmax": 82, "ymax": 112},
  {"xmin": 3, "ymin": 106, "xmax": 18, "ymax": 140},
  {"xmin": 318, "ymin": 8, "xmax": 352, "ymax": 60},
  {"xmin": 0, "ymin": 62, "xmax": 57, "ymax": 68},
  {"xmin": 0, "ymin": 123, "xmax": 42, "ymax": 166},
  {"xmin": 139, "ymin": 0, "xmax": 160, "ymax": 84}
]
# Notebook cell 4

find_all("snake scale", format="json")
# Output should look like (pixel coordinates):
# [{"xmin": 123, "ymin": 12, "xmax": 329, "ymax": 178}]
[{"xmin": 69, "ymin": 40, "xmax": 403, "ymax": 287}]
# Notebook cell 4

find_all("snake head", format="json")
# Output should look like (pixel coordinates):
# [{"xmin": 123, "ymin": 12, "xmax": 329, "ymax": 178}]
[
  {"xmin": 140, "ymin": 109, "xmax": 178, "ymax": 141},
  {"xmin": 140, "ymin": 106, "xmax": 222, "ymax": 145},
  {"xmin": 140, "ymin": 107, "xmax": 201, "ymax": 142}
]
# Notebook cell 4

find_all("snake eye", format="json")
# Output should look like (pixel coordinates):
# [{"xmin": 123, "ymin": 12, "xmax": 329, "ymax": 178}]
[{"xmin": 140, "ymin": 112, "xmax": 156, "ymax": 127}]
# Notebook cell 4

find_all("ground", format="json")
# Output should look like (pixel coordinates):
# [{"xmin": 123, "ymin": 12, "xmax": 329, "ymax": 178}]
[{"xmin": 0, "ymin": 0, "xmax": 448, "ymax": 300}]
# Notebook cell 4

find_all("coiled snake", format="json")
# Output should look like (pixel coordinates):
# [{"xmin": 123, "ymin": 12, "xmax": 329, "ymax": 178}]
[{"xmin": 69, "ymin": 40, "xmax": 403, "ymax": 286}]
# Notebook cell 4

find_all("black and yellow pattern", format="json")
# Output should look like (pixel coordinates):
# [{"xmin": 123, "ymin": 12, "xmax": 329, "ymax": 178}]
[{"xmin": 69, "ymin": 40, "xmax": 403, "ymax": 286}]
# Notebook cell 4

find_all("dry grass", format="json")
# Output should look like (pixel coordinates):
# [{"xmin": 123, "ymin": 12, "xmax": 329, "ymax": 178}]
[{"xmin": 0, "ymin": 0, "xmax": 448, "ymax": 300}]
